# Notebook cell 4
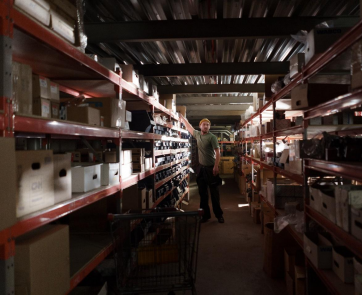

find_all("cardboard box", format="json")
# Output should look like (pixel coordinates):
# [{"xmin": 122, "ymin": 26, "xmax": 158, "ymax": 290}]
[
  {"xmin": 122, "ymin": 185, "xmax": 147, "ymax": 212},
  {"xmin": 53, "ymin": 154, "xmax": 72, "ymax": 204},
  {"xmin": 128, "ymin": 148, "xmax": 145, "ymax": 157},
  {"xmin": 176, "ymin": 106, "xmax": 186, "ymax": 117},
  {"xmin": 15, "ymin": 224, "xmax": 70, "ymax": 295},
  {"xmin": 132, "ymin": 156, "xmax": 144, "ymax": 164},
  {"xmin": 51, "ymin": 101, "xmax": 60, "ymax": 119},
  {"xmin": 309, "ymin": 184, "xmax": 337, "ymax": 223},
  {"xmin": 284, "ymin": 248, "xmax": 304, "ymax": 280},
  {"xmin": 15, "ymin": 0, "xmax": 51, "ymax": 26},
  {"xmin": 0, "ymin": 138, "xmax": 17, "ymax": 231},
  {"xmin": 12, "ymin": 62, "xmax": 33, "ymax": 115},
  {"xmin": 101, "ymin": 163, "xmax": 120, "ymax": 186},
  {"xmin": 121, "ymin": 150, "xmax": 132, "ymax": 165},
  {"xmin": 289, "ymin": 159, "xmax": 303, "ymax": 175},
  {"xmin": 222, "ymin": 161, "xmax": 234, "ymax": 174},
  {"xmin": 33, "ymin": 98, "xmax": 51, "ymax": 118},
  {"xmin": 49, "ymin": 82, "xmax": 60, "ymax": 101},
  {"xmin": 146, "ymin": 189, "xmax": 154, "ymax": 209},
  {"xmin": 294, "ymin": 266, "xmax": 306, "ymax": 295},
  {"xmin": 290, "ymin": 53, "xmax": 305, "ymax": 79},
  {"xmin": 105, "ymin": 151, "xmax": 117, "ymax": 163},
  {"xmin": 85, "ymin": 97, "xmax": 126, "ymax": 128},
  {"xmin": 350, "ymin": 191, "xmax": 362, "ymax": 241},
  {"xmin": 71, "ymin": 151, "xmax": 81, "ymax": 163},
  {"xmin": 133, "ymin": 163, "xmax": 145, "ymax": 172},
  {"xmin": 276, "ymin": 119, "xmax": 291, "ymax": 130},
  {"xmin": 16, "ymin": 150, "xmax": 55, "ymax": 217},
  {"xmin": 332, "ymin": 246, "xmax": 354, "ymax": 284},
  {"xmin": 121, "ymin": 163, "xmax": 133, "ymax": 179},
  {"xmin": 67, "ymin": 106, "xmax": 100, "ymax": 126},
  {"xmin": 303, "ymin": 233, "xmax": 332, "ymax": 269},
  {"xmin": 120, "ymin": 65, "xmax": 140, "ymax": 88},
  {"xmin": 71, "ymin": 164, "xmax": 102, "ymax": 193},
  {"xmin": 159, "ymin": 94, "xmax": 176, "ymax": 113},
  {"xmin": 291, "ymin": 84, "xmax": 349, "ymax": 110},
  {"xmin": 145, "ymin": 158, "xmax": 152, "ymax": 170},
  {"xmin": 32, "ymin": 75, "xmax": 50, "ymax": 99}
]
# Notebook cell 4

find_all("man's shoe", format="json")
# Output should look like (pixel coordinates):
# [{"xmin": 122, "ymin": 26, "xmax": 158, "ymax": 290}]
[
  {"xmin": 201, "ymin": 217, "xmax": 210, "ymax": 223},
  {"xmin": 218, "ymin": 217, "xmax": 225, "ymax": 223}
]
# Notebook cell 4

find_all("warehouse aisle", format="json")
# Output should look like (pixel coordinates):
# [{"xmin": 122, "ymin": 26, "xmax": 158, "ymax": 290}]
[{"xmin": 185, "ymin": 178, "xmax": 287, "ymax": 295}]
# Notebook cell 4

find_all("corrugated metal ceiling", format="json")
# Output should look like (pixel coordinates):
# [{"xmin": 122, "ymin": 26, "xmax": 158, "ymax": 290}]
[{"xmin": 84, "ymin": 0, "xmax": 359, "ymax": 98}]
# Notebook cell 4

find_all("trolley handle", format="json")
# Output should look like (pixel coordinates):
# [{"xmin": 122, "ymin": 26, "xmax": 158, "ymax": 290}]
[{"xmin": 108, "ymin": 209, "xmax": 204, "ymax": 221}]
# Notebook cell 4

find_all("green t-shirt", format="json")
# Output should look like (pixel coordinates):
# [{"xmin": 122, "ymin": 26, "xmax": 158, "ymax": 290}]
[{"xmin": 193, "ymin": 130, "xmax": 220, "ymax": 166}]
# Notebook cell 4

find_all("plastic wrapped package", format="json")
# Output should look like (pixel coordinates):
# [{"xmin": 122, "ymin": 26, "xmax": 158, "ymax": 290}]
[
  {"xmin": 271, "ymin": 80, "xmax": 283, "ymax": 94},
  {"xmin": 75, "ymin": 0, "xmax": 87, "ymax": 52},
  {"xmin": 291, "ymin": 30, "xmax": 308, "ymax": 44},
  {"xmin": 283, "ymin": 73, "xmax": 291, "ymax": 86},
  {"xmin": 12, "ymin": 62, "xmax": 32, "ymax": 115},
  {"xmin": 274, "ymin": 210, "xmax": 305, "ymax": 234}
]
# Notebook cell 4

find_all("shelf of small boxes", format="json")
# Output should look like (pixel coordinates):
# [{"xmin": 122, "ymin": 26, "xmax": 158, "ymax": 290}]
[{"xmin": 155, "ymin": 166, "xmax": 189, "ymax": 189}]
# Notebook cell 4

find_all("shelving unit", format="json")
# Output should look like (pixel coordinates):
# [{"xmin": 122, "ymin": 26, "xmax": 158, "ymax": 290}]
[
  {"xmin": 236, "ymin": 18, "xmax": 362, "ymax": 295},
  {"xmin": 0, "ymin": 3, "xmax": 191, "ymax": 294}
]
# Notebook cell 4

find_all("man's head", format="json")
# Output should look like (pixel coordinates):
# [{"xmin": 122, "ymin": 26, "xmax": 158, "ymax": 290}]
[{"xmin": 199, "ymin": 118, "xmax": 211, "ymax": 133}]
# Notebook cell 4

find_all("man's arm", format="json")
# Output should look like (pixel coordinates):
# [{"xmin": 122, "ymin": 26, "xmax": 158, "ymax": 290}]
[
  {"xmin": 213, "ymin": 148, "xmax": 220, "ymax": 176},
  {"xmin": 179, "ymin": 114, "xmax": 195, "ymax": 136}
]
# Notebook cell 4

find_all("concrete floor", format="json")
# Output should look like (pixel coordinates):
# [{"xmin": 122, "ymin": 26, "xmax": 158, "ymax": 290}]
[{"xmin": 183, "ymin": 177, "xmax": 287, "ymax": 295}]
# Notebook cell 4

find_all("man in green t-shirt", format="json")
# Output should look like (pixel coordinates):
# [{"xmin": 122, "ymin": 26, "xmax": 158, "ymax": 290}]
[{"xmin": 180, "ymin": 115, "xmax": 224, "ymax": 223}]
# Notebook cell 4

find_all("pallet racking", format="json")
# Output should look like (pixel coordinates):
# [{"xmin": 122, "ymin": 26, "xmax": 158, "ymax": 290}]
[
  {"xmin": 0, "ymin": 2, "xmax": 190, "ymax": 293},
  {"xmin": 237, "ymin": 19, "xmax": 362, "ymax": 295}
]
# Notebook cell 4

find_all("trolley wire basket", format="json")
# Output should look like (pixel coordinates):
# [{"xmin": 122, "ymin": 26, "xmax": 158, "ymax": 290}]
[{"xmin": 108, "ymin": 208, "xmax": 203, "ymax": 294}]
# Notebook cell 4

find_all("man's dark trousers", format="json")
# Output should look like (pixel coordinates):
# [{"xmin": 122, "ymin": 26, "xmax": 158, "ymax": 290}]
[{"xmin": 196, "ymin": 165, "xmax": 223, "ymax": 219}]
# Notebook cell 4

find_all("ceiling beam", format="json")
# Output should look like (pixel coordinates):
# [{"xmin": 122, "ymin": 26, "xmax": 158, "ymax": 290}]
[
  {"xmin": 158, "ymin": 84, "xmax": 265, "ymax": 94},
  {"xmin": 85, "ymin": 16, "xmax": 357, "ymax": 42},
  {"xmin": 135, "ymin": 62, "xmax": 289, "ymax": 76},
  {"xmin": 186, "ymin": 105, "xmax": 249, "ymax": 111},
  {"xmin": 177, "ymin": 96, "xmax": 253, "ymax": 105}
]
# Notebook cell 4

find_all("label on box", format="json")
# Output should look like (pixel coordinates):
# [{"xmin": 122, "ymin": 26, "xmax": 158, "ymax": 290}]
[
  {"xmin": 42, "ymin": 100, "xmax": 50, "ymax": 117},
  {"xmin": 52, "ymin": 105, "xmax": 59, "ymax": 116},
  {"xmin": 39, "ymin": 77, "xmax": 48, "ymax": 88},
  {"xmin": 50, "ymin": 84, "xmax": 58, "ymax": 93}
]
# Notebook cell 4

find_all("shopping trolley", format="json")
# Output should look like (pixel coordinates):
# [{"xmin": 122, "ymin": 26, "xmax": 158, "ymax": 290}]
[{"xmin": 108, "ymin": 208, "xmax": 203, "ymax": 295}]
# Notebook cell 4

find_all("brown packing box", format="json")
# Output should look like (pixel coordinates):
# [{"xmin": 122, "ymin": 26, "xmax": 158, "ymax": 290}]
[
  {"xmin": 222, "ymin": 161, "xmax": 234, "ymax": 174},
  {"xmin": 159, "ymin": 94, "xmax": 176, "ymax": 112},
  {"xmin": 176, "ymin": 105, "xmax": 186, "ymax": 117},
  {"xmin": 133, "ymin": 163, "xmax": 145, "ymax": 172},
  {"xmin": 15, "ymin": 224, "xmax": 70, "ymax": 295},
  {"xmin": 0, "ymin": 138, "xmax": 17, "ymax": 231},
  {"xmin": 12, "ymin": 62, "xmax": 33, "ymax": 115},
  {"xmin": 132, "ymin": 156, "xmax": 145, "ymax": 164},
  {"xmin": 85, "ymin": 97, "xmax": 127, "ymax": 128},
  {"xmin": 51, "ymin": 101, "xmax": 60, "ymax": 119},
  {"xmin": 32, "ymin": 75, "xmax": 51, "ymax": 99},
  {"xmin": 49, "ymin": 82, "xmax": 60, "ymax": 101},
  {"xmin": 294, "ymin": 266, "xmax": 306, "ymax": 295},
  {"xmin": 67, "ymin": 106, "xmax": 100, "ymax": 126},
  {"xmin": 291, "ymin": 84, "xmax": 349, "ymax": 110},
  {"xmin": 120, "ymin": 64, "xmax": 140, "ymax": 88},
  {"xmin": 104, "ymin": 151, "xmax": 117, "ymax": 163},
  {"xmin": 33, "ymin": 98, "xmax": 51, "ymax": 118},
  {"xmin": 284, "ymin": 248, "xmax": 304, "ymax": 280},
  {"xmin": 276, "ymin": 119, "xmax": 291, "ymax": 130},
  {"xmin": 122, "ymin": 185, "xmax": 147, "ymax": 212}
]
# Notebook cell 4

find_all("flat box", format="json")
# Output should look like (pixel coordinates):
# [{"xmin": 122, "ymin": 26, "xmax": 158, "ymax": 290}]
[
  {"xmin": 33, "ymin": 98, "xmax": 51, "ymax": 118},
  {"xmin": 303, "ymin": 232, "xmax": 332, "ymax": 269},
  {"xmin": 159, "ymin": 94, "xmax": 176, "ymax": 112},
  {"xmin": 294, "ymin": 266, "xmax": 306, "ymax": 295},
  {"xmin": 121, "ymin": 150, "xmax": 132, "ymax": 165},
  {"xmin": 0, "ymin": 138, "xmax": 17, "ymax": 231},
  {"xmin": 146, "ymin": 189, "xmax": 154, "ymax": 209},
  {"xmin": 335, "ymin": 186, "xmax": 362, "ymax": 232},
  {"xmin": 67, "ymin": 106, "xmax": 100, "ymax": 126},
  {"xmin": 53, "ymin": 154, "xmax": 72, "ymax": 204},
  {"xmin": 12, "ymin": 62, "xmax": 33, "ymax": 115},
  {"xmin": 105, "ymin": 151, "xmax": 117, "ymax": 163},
  {"xmin": 305, "ymin": 27, "xmax": 349, "ymax": 65},
  {"xmin": 101, "ymin": 163, "xmax": 120, "ymax": 186},
  {"xmin": 71, "ymin": 164, "xmax": 102, "ymax": 193},
  {"xmin": 350, "ymin": 191, "xmax": 362, "ymax": 241},
  {"xmin": 122, "ymin": 186, "xmax": 147, "ymax": 212},
  {"xmin": 286, "ymin": 272, "xmax": 294, "ymax": 295},
  {"xmin": 50, "ymin": 9, "xmax": 75, "ymax": 44},
  {"xmin": 332, "ymin": 247, "xmax": 354, "ymax": 284},
  {"xmin": 176, "ymin": 106, "xmax": 186, "ymax": 117},
  {"xmin": 121, "ymin": 163, "xmax": 133, "ymax": 179},
  {"xmin": 32, "ymin": 75, "xmax": 50, "ymax": 99},
  {"xmin": 15, "ymin": 224, "xmax": 70, "ymax": 295},
  {"xmin": 16, "ymin": 150, "xmax": 55, "ymax": 218},
  {"xmin": 291, "ymin": 84, "xmax": 349, "ymax": 110},
  {"xmin": 15, "ymin": 0, "xmax": 51, "ymax": 26},
  {"xmin": 126, "ymin": 111, "xmax": 132, "ymax": 122},
  {"xmin": 51, "ymin": 101, "xmax": 60, "ymax": 119},
  {"xmin": 120, "ymin": 65, "xmax": 140, "ymax": 88},
  {"xmin": 290, "ymin": 53, "xmax": 305, "ymax": 79},
  {"xmin": 284, "ymin": 248, "xmax": 304, "ymax": 280},
  {"xmin": 85, "ymin": 97, "xmax": 126, "ymax": 128}
]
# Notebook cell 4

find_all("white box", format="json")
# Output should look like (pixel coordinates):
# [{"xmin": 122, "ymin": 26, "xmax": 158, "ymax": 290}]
[
  {"xmin": 350, "ymin": 191, "xmax": 362, "ymax": 242},
  {"xmin": 50, "ymin": 9, "xmax": 75, "ymax": 44},
  {"xmin": 15, "ymin": 0, "xmax": 51, "ymax": 26},
  {"xmin": 53, "ymin": 154, "xmax": 72, "ymax": 204},
  {"xmin": 146, "ymin": 189, "xmax": 154, "ymax": 209},
  {"xmin": 126, "ymin": 111, "xmax": 132, "ymax": 122},
  {"xmin": 304, "ymin": 233, "xmax": 333, "ymax": 269},
  {"xmin": 71, "ymin": 164, "xmax": 102, "ymax": 193},
  {"xmin": 101, "ymin": 163, "xmax": 120, "ymax": 186},
  {"xmin": 120, "ymin": 163, "xmax": 133, "ymax": 179},
  {"xmin": 16, "ymin": 150, "xmax": 55, "ymax": 217},
  {"xmin": 145, "ymin": 158, "xmax": 151, "ymax": 171},
  {"xmin": 121, "ymin": 150, "xmax": 132, "ymax": 165},
  {"xmin": 332, "ymin": 247, "xmax": 354, "ymax": 284}
]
